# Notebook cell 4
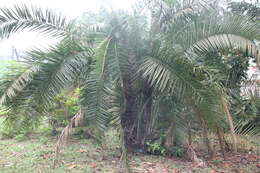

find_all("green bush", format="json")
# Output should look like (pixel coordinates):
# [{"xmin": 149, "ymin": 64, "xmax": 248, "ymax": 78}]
[
  {"xmin": 0, "ymin": 87, "xmax": 81, "ymax": 139},
  {"xmin": 146, "ymin": 142, "xmax": 184, "ymax": 157},
  {"xmin": 146, "ymin": 142, "xmax": 166, "ymax": 156},
  {"xmin": 0, "ymin": 112, "xmax": 41, "ymax": 138},
  {"xmin": 46, "ymin": 90, "xmax": 80, "ymax": 134}
]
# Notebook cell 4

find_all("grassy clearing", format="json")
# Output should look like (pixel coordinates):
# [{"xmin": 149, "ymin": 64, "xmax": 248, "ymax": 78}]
[
  {"xmin": 0, "ymin": 117, "xmax": 259, "ymax": 173},
  {"xmin": 0, "ymin": 135, "xmax": 119, "ymax": 173},
  {"xmin": 0, "ymin": 130, "xmax": 259, "ymax": 173}
]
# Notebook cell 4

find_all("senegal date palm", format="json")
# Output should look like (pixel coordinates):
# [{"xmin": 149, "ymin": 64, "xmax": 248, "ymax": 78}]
[{"xmin": 0, "ymin": 0, "xmax": 260, "ymax": 157}]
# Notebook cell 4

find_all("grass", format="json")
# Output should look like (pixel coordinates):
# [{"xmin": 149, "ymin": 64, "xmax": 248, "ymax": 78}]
[
  {"xmin": 0, "ymin": 135, "xmax": 120, "ymax": 173},
  {"xmin": 0, "ymin": 129, "xmax": 259, "ymax": 173},
  {"xmin": 0, "ymin": 117, "xmax": 259, "ymax": 173}
]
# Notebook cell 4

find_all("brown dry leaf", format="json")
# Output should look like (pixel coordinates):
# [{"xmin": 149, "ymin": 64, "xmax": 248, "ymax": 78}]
[
  {"xmin": 143, "ymin": 162, "xmax": 154, "ymax": 166},
  {"xmin": 111, "ymin": 160, "xmax": 116, "ymax": 164},
  {"xmin": 89, "ymin": 162, "xmax": 97, "ymax": 168},
  {"xmin": 196, "ymin": 160, "xmax": 206, "ymax": 168},
  {"xmin": 161, "ymin": 168, "xmax": 169, "ymax": 173},
  {"xmin": 78, "ymin": 149, "xmax": 87, "ymax": 153},
  {"xmin": 68, "ymin": 164, "xmax": 77, "ymax": 169},
  {"xmin": 99, "ymin": 156, "xmax": 107, "ymax": 161},
  {"xmin": 147, "ymin": 168, "xmax": 156, "ymax": 173},
  {"xmin": 222, "ymin": 162, "xmax": 231, "ymax": 168},
  {"xmin": 41, "ymin": 154, "xmax": 49, "ymax": 160}
]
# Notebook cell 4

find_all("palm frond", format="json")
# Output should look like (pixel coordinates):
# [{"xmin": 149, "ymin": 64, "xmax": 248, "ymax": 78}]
[
  {"xmin": 53, "ymin": 110, "xmax": 83, "ymax": 167},
  {"xmin": 139, "ymin": 56, "xmax": 205, "ymax": 104},
  {"xmin": 0, "ymin": 4, "xmax": 69, "ymax": 38},
  {"xmin": 0, "ymin": 64, "xmax": 39, "ymax": 105},
  {"xmin": 106, "ymin": 82, "xmax": 124, "ymax": 128},
  {"xmin": 80, "ymin": 37, "xmax": 113, "ymax": 132},
  {"xmin": 80, "ymin": 75, "xmax": 111, "ymax": 132},
  {"xmin": 0, "ymin": 38, "xmax": 92, "ymax": 112},
  {"xmin": 30, "ymin": 39, "xmax": 92, "ymax": 109},
  {"xmin": 174, "ymin": 14, "xmax": 260, "ymax": 64},
  {"xmin": 234, "ymin": 119, "xmax": 260, "ymax": 137}
]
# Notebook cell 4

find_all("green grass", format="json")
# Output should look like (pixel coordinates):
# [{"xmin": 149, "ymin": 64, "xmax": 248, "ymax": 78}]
[
  {"xmin": 0, "ymin": 135, "xmax": 119, "ymax": 173},
  {"xmin": 0, "ymin": 129, "xmax": 259, "ymax": 173}
]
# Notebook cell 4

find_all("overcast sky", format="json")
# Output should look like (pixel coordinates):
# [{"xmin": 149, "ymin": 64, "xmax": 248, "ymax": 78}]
[{"xmin": 0, "ymin": 0, "xmax": 137, "ymax": 58}]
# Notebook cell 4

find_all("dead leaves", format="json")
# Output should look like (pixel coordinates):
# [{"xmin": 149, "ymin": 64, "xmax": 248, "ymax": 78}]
[
  {"xmin": 78, "ymin": 148, "xmax": 87, "ymax": 153},
  {"xmin": 40, "ymin": 153, "xmax": 49, "ymax": 160},
  {"xmin": 89, "ymin": 162, "xmax": 97, "ymax": 168},
  {"xmin": 68, "ymin": 163, "xmax": 78, "ymax": 169}
]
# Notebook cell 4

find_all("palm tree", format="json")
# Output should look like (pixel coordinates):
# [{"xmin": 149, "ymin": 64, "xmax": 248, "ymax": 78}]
[{"xmin": 0, "ymin": 0, "xmax": 260, "ymax": 159}]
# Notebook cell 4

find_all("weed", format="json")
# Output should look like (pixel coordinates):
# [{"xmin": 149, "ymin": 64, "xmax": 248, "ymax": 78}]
[
  {"xmin": 146, "ymin": 142, "xmax": 166, "ymax": 155},
  {"xmin": 167, "ymin": 146, "xmax": 184, "ymax": 157},
  {"xmin": 14, "ymin": 133, "xmax": 28, "ymax": 142}
]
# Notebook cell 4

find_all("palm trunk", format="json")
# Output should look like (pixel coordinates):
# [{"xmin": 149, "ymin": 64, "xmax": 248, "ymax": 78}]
[
  {"xmin": 196, "ymin": 110, "xmax": 215, "ymax": 159},
  {"xmin": 221, "ymin": 96, "xmax": 237, "ymax": 152},
  {"xmin": 120, "ymin": 126, "xmax": 131, "ymax": 173},
  {"xmin": 121, "ymin": 90, "xmax": 138, "ymax": 150},
  {"xmin": 164, "ymin": 121, "xmax": 175, "ymax": 148},
  {"xmin": 136, "ymin": 85, "xmax": 153, "ymax": 148},
  {"xmin": 188, "ymin": 120, "xmax": 192, "ymax": 146},
  {"xmin": 216, "ymin": 126, "xmax": 226, "ymax": 160},
  {"xmin": 121, "ymin": 82, "xmax": 152, "ymax": 151}
]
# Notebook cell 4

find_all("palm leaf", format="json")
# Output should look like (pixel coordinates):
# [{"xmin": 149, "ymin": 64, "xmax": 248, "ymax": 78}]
[
  {"xmin": 0, "ymin": 64, "xmax": 39, "ymax": 105},
  {"xmin": 0, "ymin": 38, "xmax": 92, "ymax": 111},
  {"xmin": 0, "ymin": 4, "xmax": 69, "ymax": 38},
  {"xmin": 80, "ymin": 37, "xmax": 113, "ymax": 132}
]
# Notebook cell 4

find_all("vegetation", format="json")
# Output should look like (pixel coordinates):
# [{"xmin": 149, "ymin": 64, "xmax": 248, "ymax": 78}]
[
  {"xmin": 0, "ymin": 130, "xmax": 259, "ymax": 173},
  {"xmin": 0, "ymin": 0, "xmax": 260, "ymax": 172}
]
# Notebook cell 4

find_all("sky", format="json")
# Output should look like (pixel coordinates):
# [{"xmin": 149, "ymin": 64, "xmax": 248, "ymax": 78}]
[{"xmin": 0, "ymin": 0, "xmax": 137, "ymax": 58}]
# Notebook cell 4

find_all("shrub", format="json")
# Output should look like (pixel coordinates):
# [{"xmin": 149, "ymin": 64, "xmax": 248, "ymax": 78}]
[{"xmin": 146, "ymin": 142, "xmax": 184, "ymax": 157}]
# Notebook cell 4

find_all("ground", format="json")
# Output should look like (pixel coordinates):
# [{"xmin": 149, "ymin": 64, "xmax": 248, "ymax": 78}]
[{"xmin": 0, "ymin": 132, "xmax": 259, "ymax": 173}]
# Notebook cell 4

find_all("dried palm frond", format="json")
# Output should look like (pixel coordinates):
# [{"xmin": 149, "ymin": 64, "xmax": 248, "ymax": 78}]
[{"xmin": 53, "ymin": 110, "xmax": 83, "ymax": 168}]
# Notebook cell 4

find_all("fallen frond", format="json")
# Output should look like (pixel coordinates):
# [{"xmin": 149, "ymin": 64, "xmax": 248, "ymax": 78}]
[{"xmin": 53, "ymin": 110, "xmax": 83, "ymax": 168}]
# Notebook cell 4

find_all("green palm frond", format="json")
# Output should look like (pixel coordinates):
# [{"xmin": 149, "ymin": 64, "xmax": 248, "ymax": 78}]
[
  {"xmin": 79, "ymin": 37, "xmax": 113, "ymax": 132},
  {"xmin": 94, "ymin": 37, "xmax": 112, "ymax": 76},
  {"xmin": 0, "ymin": 38, "xmax": 92, "ymax": 111},
  {"xmin": 140, "ymin": 56, "xmax": 227, "ymax": 132},
  {"xmin": 106, "ymin": 82, "xmax": 123, "ymax": 128},
  {"xmin": 0, "ymin": 64, "xmax": 39, "ymax": 105},
  {"xmin": 80, "ymin": 75, "xmax": 111, "ymax": 132},
  {"xmin": 30, "ymin": 39, "xmax": 92, "ymax": 108},
  {"xmin": 0, "ymin": 4, "xmax": 69, "ymax": 38},
  {"xmin": 174, "ymin": 14, "xmax": 260, "ymax": 63},
  {"xmin": 140, "ymin": 56, "xmax": 205, "ymax": 103}
]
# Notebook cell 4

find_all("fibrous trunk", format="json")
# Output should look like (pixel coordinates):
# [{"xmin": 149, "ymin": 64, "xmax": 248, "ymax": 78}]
[
  {"xmin": 196, "ymin": 110, "xmax": 215, "ymax": 159},
  {"xmin": 216, "ymin": 126, "xmax": 226, "ymax": 160},
  {"xmin": 221, "ymin": 96, "xmax": 237, "ymax": 152},
  {"xmin": 121, "ymin": 83, "xmax": 152, "ymax": 151},
  {"xmin": 164, "ymin": 121, "xmax": 175, "ymax": 148}
]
